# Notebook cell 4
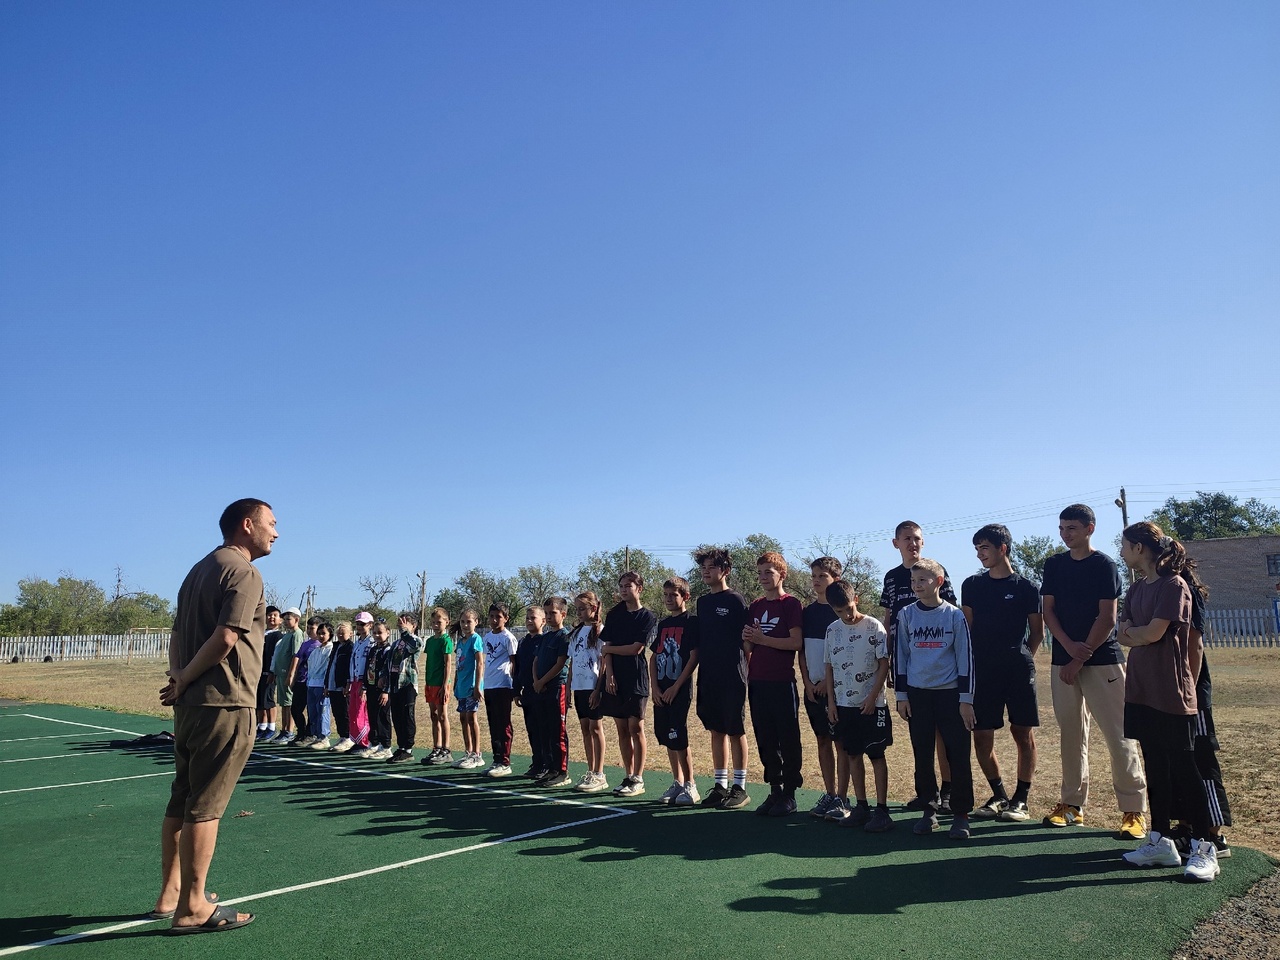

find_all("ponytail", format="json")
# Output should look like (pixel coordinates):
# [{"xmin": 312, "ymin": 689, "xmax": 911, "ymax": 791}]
[
  {"xmin": 1122, "ymin": 521, "xmax": 1190, "ymax": 578},
  {"xmin": 574, "ymin": 591, "xmax": 603, "ymax": 647}
]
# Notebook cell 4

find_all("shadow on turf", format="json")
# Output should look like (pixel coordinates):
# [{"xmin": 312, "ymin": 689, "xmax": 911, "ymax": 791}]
[{"xmin": 0, "ymin": 914, "xmax": 154, "ymax": 947}]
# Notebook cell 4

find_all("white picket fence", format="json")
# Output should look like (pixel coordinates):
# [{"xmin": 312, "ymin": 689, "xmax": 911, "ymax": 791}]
[
  {"xmin": 1203, "ymin": 609, "xmax": 1279, "ymax": 648},
  {"xmin": 1, "ymin": 634, "xmax": 170, "ymax": 663}
]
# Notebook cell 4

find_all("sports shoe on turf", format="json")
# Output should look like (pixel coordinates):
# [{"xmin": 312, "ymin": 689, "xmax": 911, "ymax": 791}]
[
  {"xmin": 701, "ymin": 784, "xmax": 730, "ymax": 808},
  {"xmin": 1120, "ymin": 811, "xmax": 1147, "ymax": 840},
  {"xmin": 1043, "ymin": 803, "xmax": 1084, "ymax": 827},
  {"xmin": 938, "ymin": 793, "xmax": 952, "ymax": 814},
  {"xmin": 612, "ymin": 775, "xmax": 637, "ymax": 797},
  {"xmin": 864, "ymin": 807, "xmax": 895, "ymax": 833},
  {"xmin": 949, "ymin": 815, "xmax": 971, "ymax": 840},
  {"xmin": 275, "ymin": 731, "xmax": 297, "ymax": 744},
  {"xmin": 973, "ymin": 795, "xmax": 1007, "ymax": 820},
  {"xmin": 1123, "ymin": 831, "xmax": 1183, "ymax": 868},
  {"xmin": 767, "ymin": 794, "xmax": 797, "ymax": 817},
  {"xmin": 905, "ymin": 795, "xmax": 929, "ymax": 812},
  {"xmin": 913, "ymin": 812, "xmax": 940, "ymax": 835},
  {"xmin": 809, "ymin": 793, "xmax": 837, "ymax": 818},
  {"xmin": 571, "ymin": 773, "xmax": 593, "ymax": 791},
  {"xmin": 542, "ymin": 771, "xmax": 573, "ymax": 788},
  {"xmin": 998, "ymin": 800, "xmax": 1030, "ymax": 822},
  {"xmin": 486, "ymin": 764, "xmax": 512, "ymax": 778},
  {"xmin": 579, "ymin": 772, "xmax": 609, "ymax": 793},
  {"xmin": 388, "ymin": 749, "xmax": 413, "ymax": 764},
  {"xmin": 755, "ymin": 791, "xmax": 781, "ymax": 816},
  {"xmin": 721, "ymin": 785, "xmax": 750, "ymax": 810},
  {"xmin": 427, "ymin": 749, "xmax": 453, "ymax": 766},
  {"xmin": 1210, "ymin": 835, "xmax": 1232, "ymax": 859},
  {"xmin": 616, "ymin": 777, "xmax": 645, "ymax": 797},
  {"xmin": 351, "ymin": 746, "xmax": 375, "ymax": 758},
  {"xmin": 673, "ymin": 782, "xmax": 700, "ymax": 806},
  {"xmin": 522, "ymin": 766, "xmax": 544, "ymax": 779},
  {"xmin": 375, "ymin": 746, "xmax": 396, "ymax": 760},
  {"xmin": 255, "ymin": 728, "xmax": 273, "ymax": 741},
  {"xmin": 331, "ymin": 738, "xmax": 355, "ymax": 753},
  {"xmin": 657, "ymin": 782, "xmax": 684, "ymax": 804},
  {"xmin": 1184, "ymin": 840, "xmax": 1220, "ymax": 882},
  {"xmin": 845, "ymin": 801, "xmax": 871, "ymax": 828},
  {"xmin": 824, "ymin": 797, "xmax": 851, "ymax": 822},
  {"xmin": 293, "ymin": 735, "xmax": 316, "ymax": 747},
  {"xmin": 309, "ymin": 737, "xmax": 332, "ymax": 750},
  {"xmin": 462, "ymin": 753, "xmax": 486, "ymax": 769}
]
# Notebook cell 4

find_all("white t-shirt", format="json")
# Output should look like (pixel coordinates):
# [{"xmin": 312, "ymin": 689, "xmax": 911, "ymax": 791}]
[
  {"xmin": 824, "ymin": 615, "xmax": 889, "ymax": 708},
  {"xmin": 569, "ymin": 625, "xmax": 603, "ymax": 692},
  {"xmin": 482, "ymin": 630, "xmax": 517, "ymax": 690}
]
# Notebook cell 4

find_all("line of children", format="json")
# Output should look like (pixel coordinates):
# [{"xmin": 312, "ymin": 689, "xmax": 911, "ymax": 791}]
[
  {"xmin": 570, "ymin": 591, "xmax": 609, "ymax": 791},
  {"xmin": 528, "ymin": 598, "xmax": 571, "ymax": 787}
]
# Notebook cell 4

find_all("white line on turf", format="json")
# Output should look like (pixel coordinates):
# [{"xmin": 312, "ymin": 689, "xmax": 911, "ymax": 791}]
[
  {"xmin": 247, "ymin": 748, "xmax": 631, "ymax": 814},
  {"xmin": 0, "ymin": 753, "xmax": 110, "ymax": 763},
  {"xmin": 0, "ymin": 735, "xmax": 104, "ymax": 744},
  {"xmin": 17, "ymin": 714, "xmax": 143, "ymax": 737},
  {"xmin": 0, "ymin": 808, "xmax": 633, "ymax": 955},
  {"xmin": 0, "ymin": 773, "xmax": 171, "ymax": 795}
]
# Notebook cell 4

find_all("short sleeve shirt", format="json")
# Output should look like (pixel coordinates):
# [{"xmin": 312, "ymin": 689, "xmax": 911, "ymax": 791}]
[
  {"xmin": 802, "ymin": 602, "xmax": 839, "ymax": 684},
  {"xmin": 824, "ymin": 615, "xmax": 890, "ymax": 707},
  {"xmin": 569, "ymin": 626, "xmax": 603, "ymax": 692},
  {"xmin": 601, "ymin": 604, "xmax": 657, "ymax": 697},
  {"xmin": 747, "ymin": 594, "xmax": 803, "ymax": 682},
  {"xmin": 1123, "ymin": 575, "xmax": 1196, "ymax": 715},
  {"xmin": 651, "ymin": 613, "xmax": 699, "ymax": 693},
  {"xmin": 1040, "ymin": 551, "xmax": 1124, "ymax": 666},
  {"xmin": 454, "ymin": 633, "xmax": 484, "ymax": 698},
  {"xmin": 173, "ymin": 546, "xmax": 266, "ymax": 709},
  {"xmin": 694, "ymin": 590, "xmax": 749, "ymax": 683},
  {"xmin": 534, "ymin": 628, "xmax": 571, "ymax": 687},
  {"xmin": 961, "ymin": 572, "xmax": 1041, "ymax": 659},
  {"xmin": 424, "ymin": 634, "xmax": 455, "ymax": 687},
  {"xmin": 482, "ymin": 629, "xmax": 518, "ymax": 690}
]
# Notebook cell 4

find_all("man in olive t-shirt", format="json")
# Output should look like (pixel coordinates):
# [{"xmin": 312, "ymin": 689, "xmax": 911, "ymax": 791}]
[{"xmin": 152, "ymin": 499, "xmax": 276, "ymax": 935}]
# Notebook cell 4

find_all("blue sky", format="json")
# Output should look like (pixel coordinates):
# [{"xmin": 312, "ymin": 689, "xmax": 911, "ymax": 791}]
[{"xmin": 2, "ymin": 1, "xmax": 1277, "ymax": 610}]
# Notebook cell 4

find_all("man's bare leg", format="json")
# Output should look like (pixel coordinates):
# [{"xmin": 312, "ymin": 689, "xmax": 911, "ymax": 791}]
[{"xmin": 171, "ymin": 820, "xmax": 250, "ymax": 928}]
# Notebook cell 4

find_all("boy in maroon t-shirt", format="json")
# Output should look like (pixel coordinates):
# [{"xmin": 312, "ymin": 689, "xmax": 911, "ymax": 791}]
[{"xmin": 743, "ymin": 551, "xmax": 805, "ymax": 816}]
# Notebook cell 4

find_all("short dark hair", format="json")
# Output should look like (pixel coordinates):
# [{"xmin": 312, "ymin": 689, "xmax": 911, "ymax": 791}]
[
  {"xmin": 693, "ymin": 546, "xmax": 731, "ymax": 571},
  {"xmin": 1059, "ymin": 503, "xmax": 1096, "ymax": 525},
  {"xmin": 488, "ymin": 602, "xmax": 510, "ymax": 619},
  {"xmin": 663, "ymin": 576, "xmax": 691, "ymax": 599},
  {"xmin": 542, "ymin": 596, "xmax": 568, "ymax": 613},
  {"xmin": 266, "ymin": 605, "xmax": 280, "ymax": 615},
  {"xmin": 618, "ymin": 571, "xmax": 643, "ymax": 589},
  {"xmin": 972, "ymin": 524, "xmax": 1012, "ymax": 555},
  {"xmin": 307, "ymin": 616, "xmax": 320, "ymax": 626},
  {"xmin": 399, "ymin": 612, "xmax": 419, "ymax": 627},
  {"xmin": 894, "ymin": 520, "xmax": 922, "ymax": 538},
  {"xmin": 218, "ymin": 498, "xmax": 271, "ymax": 540},
  {"xmin": 825, "ymin": 580, "xmax": 859, "ymax": 608},
  {"xmin": 810, "ymin": 556, "xmax": 843, "ymax": 578}
]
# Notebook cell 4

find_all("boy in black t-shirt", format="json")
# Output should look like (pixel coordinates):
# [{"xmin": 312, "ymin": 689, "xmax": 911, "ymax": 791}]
[
  {"xmin": 649, "ymin": 577, "xmax": 701, "ymax": 806},
  {"xmin": 798, "ymin": 558, "xmax": 842, "ymax": 817},
  {"xmin": 532, "ymin": 597, "xmax": 572, "ymax": 787},
  {"xmin": 599, "ymin": 572, "xmax": 657, "ymax": 797},
  {"xmin": 514, "ymin": 605, "xmax": 546, "ymax": 779},
  {"xmin": 1040, "ymin": 504, "xmax": 1147, "ymax": 837},
  {"xmin": 961, "ymin": 524, "xmax": 1043, "ymax": 823},
  {"xmin": 879, "ymin": 521, "xmax": 958, "ymax": 811},
  {"xmin": 692, "ymin": 546, "xmax": 752, "ymax": 810}
]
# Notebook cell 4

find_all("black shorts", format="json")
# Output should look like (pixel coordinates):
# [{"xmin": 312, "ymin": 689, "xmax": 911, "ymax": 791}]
[
  {"xmin": 835, "ymin": 704, "xmax": 893, "ymax": 759},
  {"xmin": 573, "ymin": 690, "xmax": 603, "ymax": 721},
  {"xmin": 256, "ymin": 674, "xmax": 277, "ymax": 710},
  {"xmin": 803, "ymin": 691, "xmax": 836, "ymax": 739},
  {"xmin": 653, "ymin": 689, "xmax": 691, "ymax": 751},
  {"xmin": 1124, "ymin": 701, "xmax": 1195, "ymax": 752},
  {"xmin": 696, "ymin": 674, "xmax": 747, "ymax": 737},
  {"xmin": 601, "ymin": 691, "xmax": 647, "ymax": 720},
  {"xmin": 972, "ymin": 650, "xmax": 1039, "ymax": 731}
]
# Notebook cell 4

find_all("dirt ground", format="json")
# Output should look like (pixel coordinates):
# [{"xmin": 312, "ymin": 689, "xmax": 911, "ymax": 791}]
[{"xmin": 3, "ymin": 647, "xmax": 1277, "ymax": 959}]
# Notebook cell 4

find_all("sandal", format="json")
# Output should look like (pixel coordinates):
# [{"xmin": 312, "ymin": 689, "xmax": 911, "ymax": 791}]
[
  {"xmin": 165, "ymin": 903, "xmax": 254, "ymax": 935},
  {"xmin": 146, "ymin": 891, "xmax": 218, "ymax": 921}
]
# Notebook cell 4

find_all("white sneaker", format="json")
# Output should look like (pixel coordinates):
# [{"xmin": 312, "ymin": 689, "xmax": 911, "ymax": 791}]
[
  {"xmin": 579, "ymin": 772, "xmax": 609, "ymax": 793},
  {"xmin": 616, "ymin": 777, "xmax": 645, "ymax": 797},
  {"xmin": 331, "ymin": 738, "xmax": 355, "ymax": 753},
  {"xmin": 487, "ymin": 764, "xmax": 512, "ymax": 778},
  {"xmin": 1184, "ymin": 840, "xmax": 1221, "ymax": 882},
  {"xmin": 1123, "ymin": 831, "xmax": 1183, "ymax": 868},
  {"xmin": 461, "ymin": 753, "xmax": 486, "ymax": 769},
  {"xmin": 572, "ymin": 773, "xmax": 593, "ymax": 791},
  {"xmin": 376, "ymin": 746, "xmax": 396, "ymax": 760},
  {"xmin": 309, "ymin": 737, "xmax": 332, "ymax": 750},
  {"xmin": 657, "ymin": 782, "xmax": 684, "ymax": 804},
  {"xmin": 672, "ymin": 782, "xmax": 699, "ymax": 806}
]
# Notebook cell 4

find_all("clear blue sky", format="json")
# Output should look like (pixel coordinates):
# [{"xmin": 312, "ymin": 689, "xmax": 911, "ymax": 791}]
[{"xmin": 2, "ymin": 1, "xmax": 1277, "ymax": 609}]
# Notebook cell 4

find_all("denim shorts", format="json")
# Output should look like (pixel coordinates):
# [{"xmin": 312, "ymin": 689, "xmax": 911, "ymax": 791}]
[{"xmin": 457, "ymin": 695, "xmax": 480, "ymax": 714}]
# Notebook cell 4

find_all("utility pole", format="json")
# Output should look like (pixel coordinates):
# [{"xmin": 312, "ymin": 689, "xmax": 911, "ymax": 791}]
[
  {"xmin": 415, "ymin": 570, "xmax": 429, "ymax": 628},
  {"xmin": 1115, "ymin": 488, "xmax": 1133, "ymax": 584},
  {"xmin": 624, "ymin": 545, "xmax": 630, "ymax": 572}
]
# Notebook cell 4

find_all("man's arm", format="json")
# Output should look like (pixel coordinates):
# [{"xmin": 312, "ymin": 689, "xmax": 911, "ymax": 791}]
[
  {"xmin": 472, "ymin": 650, "xmax": 484, "ymax": 697},
  {"xmin": 862, "ymin": 659, "xmax": 890, "ymax": 715},
  {"xmin": 1027, "ymin": 613, "xmax": 1045, "ymax": 656},
  {"xmin": 1042, "ymin": 595, "xmax": 1086, "ymax": 659},
  {"xmin": 1079, "ymin": 599, "xmax": 1118, "ymax": 656},
  {"xmin": 534, "ymin": 656, "xmax": 567, "ymax": 693},
  {"xmin": 1188, "ymin": 626, "xmax": 1204, "ymax": 686},
  {"xmin": 744, "ymin": 624, "xmax": 803, "ymax": 651},
  {"xmin": 1118, "ymin": 618, "xmax": 1171, "ymax": 647},
  {"xmin": 161, "ymin": 626, "xmax": 241, "ymax": 706}
]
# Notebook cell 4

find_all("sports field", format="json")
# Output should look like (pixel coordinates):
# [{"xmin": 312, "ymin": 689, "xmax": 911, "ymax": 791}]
[{"xmin": 1, "ymin": 702, "xmax": 1273, "ymax": 960}]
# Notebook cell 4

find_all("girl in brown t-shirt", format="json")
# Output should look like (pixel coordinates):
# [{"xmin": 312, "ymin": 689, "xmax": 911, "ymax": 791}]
[{"xmin": 1116, "ymin": 522, "xmax": 1218, "ymax": 881}]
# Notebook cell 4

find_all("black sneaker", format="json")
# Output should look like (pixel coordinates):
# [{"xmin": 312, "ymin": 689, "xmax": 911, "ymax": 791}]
[
  {"xmin": 864, "ymin": 807, "xmax": 895, "ymax": 833},
  {"xmin": 388, "ymin": 749, "xmax": 413, "ymax": 764},
  {"xmin": 905, "ymin": 796, "xmax": 930, "ymax": 812},
  {"xmin": 949, "ymin": 815, "xmax": 971, "ymax": 840},
  {"xmin": 613, "ymin": 775, "xmax": 637, "ymax": 797},
  {"xmin": 913, "ymin": 811, "xmax": 940, "ymax": 835},
  {"xmin": 997, "ymin": 800, "xmax": 1031, "ymax": 822},
  {"xmin": 767, "ymin": 794, "xmax": 797, "ymax": 818},
  {"xmin": 523, "ymin": 767, "xmax": 544, "ymax": 779},
  {"xmin": 701, "ymin": 783, "xmax": 730, "ymax": 808},
  {"xmin": 540, "ymin": 771, "xmax": 572, "ymax": 788},
  {"xmin": 973, "ymin": 795, "xmax": 1007, "ymax": 820},
  {"xmin": 755, "ymin": 791, "xmax": 781, "ymax": 816},
  {"xmin": 844, "ymin": 801, "xmax": 871, "ymax": 827},
  {"xmin": 721, "ymin": 784, "xmax": 750, "ymax": 810}
]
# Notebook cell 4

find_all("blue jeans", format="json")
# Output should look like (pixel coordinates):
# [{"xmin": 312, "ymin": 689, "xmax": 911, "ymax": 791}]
[{"xmin": 307, "ymin": 686, "xmax": 331, "ymax": 738}]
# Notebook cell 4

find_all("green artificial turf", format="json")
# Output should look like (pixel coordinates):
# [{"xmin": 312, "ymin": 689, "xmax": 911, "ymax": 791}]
[{"xmin": 1, "ymin": 703, "xmax": 1272, "ymax": 960}]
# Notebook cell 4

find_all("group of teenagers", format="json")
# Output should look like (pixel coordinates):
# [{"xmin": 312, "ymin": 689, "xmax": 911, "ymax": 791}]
[{"xmin": 250, "ymin": 504, "xmax": 1233, "ymax": 884}]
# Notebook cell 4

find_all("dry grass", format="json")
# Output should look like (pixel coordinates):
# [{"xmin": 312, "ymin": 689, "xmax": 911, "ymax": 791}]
[{"xmin": 3, "ymin": 648, "xmax": 1277, "ymax": 856}]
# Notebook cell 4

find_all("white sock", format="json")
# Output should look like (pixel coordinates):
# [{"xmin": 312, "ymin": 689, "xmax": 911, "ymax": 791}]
[
  {"xmin": 267, "ymin": 723, "xmax": 276, "ymax": 732},
  {"xmin": 714, "ymin": 768, "xmax": 728, "ymax": 788},
  {"xmin": 733, "ymin": 769, "xmax": 746, "ymax": 787}
]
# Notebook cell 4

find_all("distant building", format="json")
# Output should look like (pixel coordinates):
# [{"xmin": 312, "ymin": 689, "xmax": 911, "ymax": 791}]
[{"xmin": 1185, "ymin": 534, "xmax": 1280, "ymax": 610}]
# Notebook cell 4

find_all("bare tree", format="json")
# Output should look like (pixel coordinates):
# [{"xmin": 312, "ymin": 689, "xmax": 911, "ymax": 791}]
[
  {"xmin": 357, "ymin": 573, "xmax": 398, "ymax": 609},
  {"xmin": 262, "ymin": 581, "xmax": 293, "ymax": 610}
]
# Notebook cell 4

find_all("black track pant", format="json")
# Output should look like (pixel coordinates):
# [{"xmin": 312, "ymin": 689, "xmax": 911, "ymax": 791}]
[
  {"xmin": 391, "ymin": 686, "xmax": 417, "ymax": 751},
  {"xmin": 522, "ymin": 697, "xmax": 547, "ymax": 772},
  {"xmin": 290, "ymin": 682, "xmax": 308, "ymax": 732},
  {"xmin": 369, "ymin": 692, "xmax": 392, "ymax": 749},
  {"xmin": 327, "ymin": 690, "xmax": 349, "ymax": 739},
  {"xmin": 748, "ymin": 679, "xmax": 804, "ymax": 792},
  {"xmin": 1141, "ymin": 739, "xmax": 1211, "ymax": 837},
  {"xmin": 905, "ymin": 686, "xmax": 974, "ymax": 815},
  {"xmin": 536, "ymin": 684, "xmax": 569, "ymax": 774}
]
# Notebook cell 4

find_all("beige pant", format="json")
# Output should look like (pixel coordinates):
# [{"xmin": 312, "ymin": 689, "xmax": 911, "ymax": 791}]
[{"xmin": 1050, "ymin": 661, "xmax": 1147, "ymax": 812}]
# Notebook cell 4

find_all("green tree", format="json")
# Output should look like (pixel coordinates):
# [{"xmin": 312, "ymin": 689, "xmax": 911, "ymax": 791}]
[
  {"xmin": 574, "ymin": 547, "xmax": 677, "ymax": 614},
  {"xmin": 685, "ymin": 533, "xmax": 794, "ymax": 604},
  {"xmin": 515, "ymin": 563, "xmax": 572, "ymax": 608},
  {"xmin": 1148, "ymin": 492, "xmax": 1280, "ymax": 541},
  {"xmin": 796, "ymin": 537, "xmax": 886, "ymax": 620},
  {"xmin": 1011, "ymin": 535, "xmax": 1065, "ymax": 584},
  {"xmin": 432, "ymin": 568, "xmax": 523, "ymax": 624},
  {"xmin": 0, "ymin": 573, "xmax": 173, "ymax": 635}
]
